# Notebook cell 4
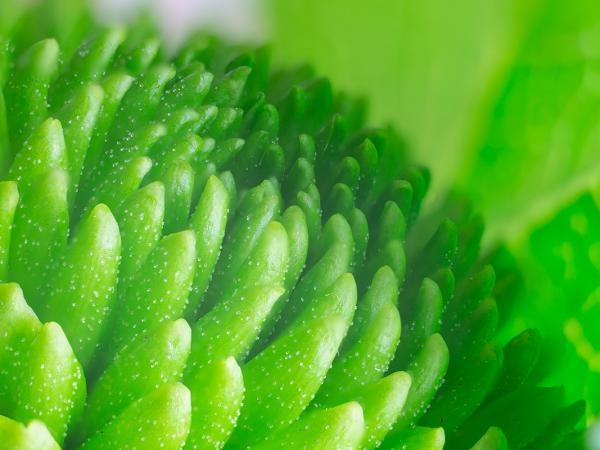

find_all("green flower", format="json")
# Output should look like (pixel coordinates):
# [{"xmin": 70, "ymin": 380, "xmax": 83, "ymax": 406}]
[{"xmin": 0, "ymin": 0, "xmax": 592, "ymax": 448}]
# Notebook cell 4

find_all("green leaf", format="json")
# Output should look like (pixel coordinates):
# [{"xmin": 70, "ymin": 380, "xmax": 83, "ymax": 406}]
[{"xmin": 459, "ymin": 0, "xmax": 600, "ymax": 243}]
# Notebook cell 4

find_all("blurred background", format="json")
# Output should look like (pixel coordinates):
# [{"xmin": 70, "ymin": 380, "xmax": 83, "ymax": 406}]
[{"xmin": 26, "ymin": 0, "xmax": 600, "ymax": 445}]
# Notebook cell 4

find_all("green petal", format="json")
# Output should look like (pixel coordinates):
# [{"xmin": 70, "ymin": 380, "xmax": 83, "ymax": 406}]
[
  {"xmin": 148, "ymin": 133, "xmax": 203, "ymax": 180},
  {"xmin": 80, "ymin": 121, "xmax": 164, "ymax": 212},
  {"xmin": 50, "ymin": 27, "xmax": 126, "ymax": 108},
  {"xmin": 82, "ymin": 155, "xmax": 153, "ymax": 217},
  {"xmin": 347, "ymin": 266, "xmax": 399, "ymax": 345},
  {"xmin": 452, "ymin": 386, "xmax": 565, "ymax": 449},
  {"xmin": 5, "ymin": 39, "xmax": 59, "ymax": 151},
  {"xmin": 488, "ymin": 328, "xmax": 541, "ymax": 401},
  {"xmin": 210, "ymin": 136, "xmax": 245, "ymax": 169},
  {"xmin": 422, "ymin": 343, "xmax": 502, "ymax": 432},
  {"xmin": 444, "ymin": 264, "xmax": 495, "ymax": 327},
  {"xmin": 393, "ymin": 333, "xmax": 449, "ymax": 431},
  {"xmin": 82, "ymin": 72, "xmax": 134, "ymax": 178},
  {"xmin": 315, "ymin": 299, "xmax": 400, "ymax": 406},
  {"xmin": 187, "ymin": 285, "xmax": 284, "ymax": 373},
  {"xmin": 252, "ymin": 402, "xmax": 365, "ymax": 450},
  {"xmin": 77, "ymin": 319, "xmax": 190, "ymax": 442},
  {"xmin": 186, "ymin": 175, "xmax": 230, "ymax": 318},
  {"xmin": 0, "ymin": 90, "xmax": 10, "ymax": 175},
  {"xmin": 207, "ymin": 66, "xmax": 251, "ymax": 108},
  {"xmin": 354, "ymin": 372, "xmax": 412, "ymax": 450},
  {"xmin": 369, "ymin": 201, "xmax": 406, "ymax": 255},
  {"xmin": 160, "ymin": 160, "xmax": 195, "ymax": 234},
  {"xmin": 524, "ymin": 400, "xmax": 585, "ymax": 449},
  {"xmin": 278, "ymin": 213, "xmax": 353, "ymax": 330},
  {"xmin": 79, "ymin": 382, "xmax": 191, "ymax": 450},
  {"xmin": 42, "ymin": 203, "xmax": 121, "ymax": 367},
  {"xmin": 9, "ymin": 168, "xmax": 68, "ymax": 310},
  {"xmin": 382, "ymin": 426, "xmax": 445, "ymax": 450},
  {"xmin": 114, "ymin": 181, "xmax": 165, "ymax": 285},
  {"xmin": 293, "ymin": 187, "xmax": 322, "ymax": 247},
  {"xmin": 0, "ymin": 283, "xmax": 41, "ymax": 411},
  {"xmin": 392, "ymin": 277, "xmax": 443, "ymax": 371},
  {"xmin": 0, "ymin": 416, "xmax": 60, "ymax": 450},
  {"xmin": 185, "ymin": 357, "xmax": 244, "ymax": 450},
  {"xmin": 324, "ymin": 182, "xmax": 354, "ymax": 218},
  {"xmin": 204, "ymin": 179, "xmax": 280, "ymax": 312},
  {"xmin": 348, "ymin": 207, "xmax": 369, "ymax": 270},
  {"xmin": 128, "ymin": 38, "xmax": 162, "ymax": 73},
  {"xmin": 284, "ymin": 157, "xmax": 315, "ymax": 202},
  {"xmin": 106, "ymin": 229, "xmax": 196, "ymax": 356},
  {"xmin": 362, "ymin": 239, "xmax": 405, "ymax": 288},
  {"xmin": 8, "ymin": 117, "xmax": 67, "ymax": 192},
  {"xmin": 12, "ymin": 322, "xmax": 85, "ymax": 444},
  {"xmin": 470, "ymin": 427, "xmax": 508, "ymax": 450},
  {"xmin": 159, "ymin": 63, "xmax": 213, "ymax": 115},
  {"xmin": 253, "ymin": 205, "xmax": 308, "ymax": 347},
  {"xmin": 0, "ymin": 181, "xmax": 18, "ymax": 280},
  {"xmin": 290, "ymin": 271, "xmax": 357, "ymax": 332},
  {"xmin": 56, "ymin": 83, "xmax": 104, "ymax": 192},
  {"xmin": 109, "ymin": 63, "xmax": 175, "ymax": 142},
  {"xmin": 229, "ymin": 314, "xmax": 353, "ymax": 446},
  {"xmin": 213, "ymin": 220, "xmax": 289, "ymax": 309}
]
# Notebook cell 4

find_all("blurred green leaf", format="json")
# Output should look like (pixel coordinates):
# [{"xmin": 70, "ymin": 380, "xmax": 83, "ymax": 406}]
[
  {"xmin": 269, "ymin": 0, "xmax": 538, "ymax": 199},
  {"xmin": 459, "ymin": 0, "xmax": 600, "ymax": 243},
  {"xmin": 515, "ymin": 191, "xmax": 600, "ymax": 416}
]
